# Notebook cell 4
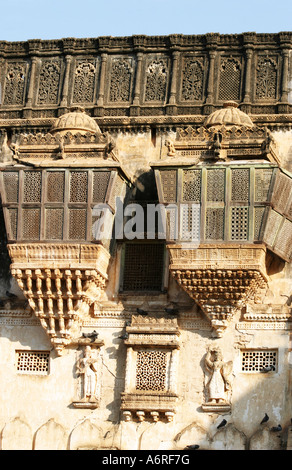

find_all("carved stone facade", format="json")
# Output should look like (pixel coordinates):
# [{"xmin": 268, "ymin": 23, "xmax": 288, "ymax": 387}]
[{"xmin": 0, "ymin": 33, "xmax": 292, "ymax": 450}]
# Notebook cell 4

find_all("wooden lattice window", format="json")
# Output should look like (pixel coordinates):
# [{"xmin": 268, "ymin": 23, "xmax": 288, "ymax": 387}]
[
  {"xmin": 159, "ymin": 164, "xmax": 275, "ymax": 243},
  {"xmin": 0, "ymin": 168, "xmax": 115, "ymax": 242},
  {"xmin": 121, "ymin": 243, "xmax": 165, "ymax": 292}
]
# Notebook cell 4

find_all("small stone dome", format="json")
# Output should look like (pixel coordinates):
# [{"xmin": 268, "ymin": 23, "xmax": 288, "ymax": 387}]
[
  {"xmin": 50, "ymin": 107, "xmax": 101, "ymax": 134},
  {"xmin": 204, "ymin": 101, "xmax": 254, "ymax": 128}
]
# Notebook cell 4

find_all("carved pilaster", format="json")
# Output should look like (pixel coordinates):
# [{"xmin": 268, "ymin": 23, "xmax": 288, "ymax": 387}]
[
  {"xmin": 60, "ymin": 55, "xmax": 72, "ymax": 109},
  {"xmin": 23, "ymin": 56, "xmax": 38, "ymax": 116},
  {"xmin": 96, "ymin": 53, "xmax": 108, "ymax": 110}
]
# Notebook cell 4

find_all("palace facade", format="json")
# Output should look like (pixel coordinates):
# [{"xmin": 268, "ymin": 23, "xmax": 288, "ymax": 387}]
[{"xmin": 0, "ymin": 32, "xmax": 292, "ymax": 450}]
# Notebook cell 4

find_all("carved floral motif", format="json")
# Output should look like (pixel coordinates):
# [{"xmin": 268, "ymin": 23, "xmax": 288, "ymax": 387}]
[
  {"xmin": 3, "ymin": 62, "xmax": 26, "ymax": 105},
  {"xmin": 37, "ymin": 60, "xmax": 61, "ymax": 105},
  {"xmin": 256, "ymin": 56, "xmax": 278, "ymax": 100},
  {"xmin": 145, "ymin": 59, "xmax": 168, "ymax": 102},
  {"xmin": 73, "ymin": 60, "xmax": 96, "ymax": 103},
  {"xmin": 109, "ymin": 59, "xmax": 132, "ymax": 102},
  {"xmin": 181, "ymin": 58, "xmax": 204, "ymax": 101}
]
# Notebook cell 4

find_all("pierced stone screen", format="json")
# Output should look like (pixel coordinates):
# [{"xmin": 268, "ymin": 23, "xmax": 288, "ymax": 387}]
[
  {"xmin": 16, "ymin": 350, "xmax": 50, "ymax": 374},
  {"xmin": 241, "ymin": 350, "xmax": 277, "ymax": 372},
  {"xmin": 136, "ymin": 350, "xmax": 167, "ymax": 391}
]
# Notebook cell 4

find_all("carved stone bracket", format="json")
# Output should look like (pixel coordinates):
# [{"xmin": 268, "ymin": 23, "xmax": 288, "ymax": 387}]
[
  {"xmin": 120, "ymin": 315, "xmax": 180, "ymax": 422},
  {"xmin": 9, "ymin": 243, "xmax": 110, "ymax": 355},
  {"xmin": 168, "ymin": 244, "xmax": 268, "ymax": 337}
]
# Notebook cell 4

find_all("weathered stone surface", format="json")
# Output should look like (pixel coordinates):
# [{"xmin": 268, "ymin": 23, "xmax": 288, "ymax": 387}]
[{"xmin": 0, "ymin": 33, "xmax": 292, "ymax": 451}]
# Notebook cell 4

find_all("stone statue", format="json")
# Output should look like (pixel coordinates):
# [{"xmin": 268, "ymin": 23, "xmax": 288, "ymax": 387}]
[
  {"xmin": 76, "ymin": 345, "xmax": 100, "ymax": 402},
  {"xmin": 165, "ymin": 139, "xmax": 176, "ymax": 156},
  {"xmin": 205, "ymin": 346, "xmax": 233, "ymax": 404}
]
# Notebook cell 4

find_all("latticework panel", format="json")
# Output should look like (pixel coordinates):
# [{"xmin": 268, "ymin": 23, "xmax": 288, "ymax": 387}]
[
  {"xmin": 3, "ymin": 172, "xmax": 19, "ymax": 202},
  {"xmin": 92, "ymin": 171, "xmax": 111, "ymax": 202},
  {"xmin": 69, "ymin": 171, "xmax": 88, "ymax": 203},
  {"xmin": 254, "ymin": 207, "xmax": 266, "ymax": 240},
  {"xmin": 231, "ymin": 206, "xmax": 249, "ymax": 240},
  {"xmin": 205, "ymin": 208, "xmax": 224, "ymax": 240},
  {"xmin": 218, "ymin": 58, "xmax": 241, "ymax": 101},
  {"xmin": 263, "ymin": 209, "xmax": 283, "ymax": 247},
  {"xmin": 241, "ymin": 350, "xmax": 277, "ymax": 372},
  {"xmin": 23, "ymin": 171, "xmax": 42, "ymax": 203},
  {"xmin": 273, "ymin": 218, "xmax": 292, "ymax": 260},
  {"xmin": 22, "ymin": 208, "xmax": 41, "ymax": 240},
  {"xmin": 207, "ymin": 169, "xmax": 225, "ymax": 202},
  {"xmin": 272, "ymin": 171, "xmax": 292, "ymax": 214},
  {"xmin": 73, "ymin": 60, "xmax": 97, "ymax": 104},
  {"xmin": 7, "ymin": 207, "xmax": 18, "ymax": 239},
  {"xmin": 45, "ymin": 208, "xmax": 64, "ymax": 240},
  {"xmin": 231, "ymin": 169, "xmax": 249, "ymax": 202},
  {"xmin": 1, "ymin": 168, "xmax": 120, "ymax": 243},
  {"xmin": 182, "ymin": 170, "xmax": 201, "ymax": 202},
  {"xmin": 68, "ymin": 208, "xmax": 87, "ymax": 240},
  {"xmin": 136, "ymin": 350, "xmax": 167, "ymax": 391},
  {"xmin": 256, "ymin": 56, "xmax": 278, "ymax": 100},
  {"xmin": 3, "ymin": 61, "xmax": 27, "ymax": 105},
  {"xmin": 46, "ymin": 171, "xmax": 65, "ymax": 203},
  {"xmin": 180, "ymin": 204, "xmax": 200, "ymax": 241},
  {"xmin": 16, "ymin": 350, "xmax": 50, "ymax": 374},
  {"xmin": 254, "ymin": 168, "xmax": 273, "ymax": 203},
  {"xmin": 122, "ymin": 243, "xmax": 164, "ymax": 291},
  {"xmin": 160, "ymin": 170, "xmax": 177, "ymax": 203},
  {"xmin": 181, "ymin": 57, "xmax": 204, "ymax": 101}
]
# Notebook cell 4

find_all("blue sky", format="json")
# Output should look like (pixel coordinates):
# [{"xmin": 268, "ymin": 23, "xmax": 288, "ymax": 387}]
[{"xmin": 0, "ymin": 0, "xmax": 291, "ymax": 41}]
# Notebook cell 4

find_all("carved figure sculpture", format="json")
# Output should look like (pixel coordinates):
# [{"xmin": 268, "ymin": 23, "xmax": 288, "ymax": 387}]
[
  {"xmin": 165, "ymin": 139, "xmax": 176, "ymax": 156},
  {"xmin": 76, "ymin": 346, "xmax": 99, "ymax": 402},
  {"xmin": 205, "ymin": 346, "xmax": 233, "ymax": 404}
]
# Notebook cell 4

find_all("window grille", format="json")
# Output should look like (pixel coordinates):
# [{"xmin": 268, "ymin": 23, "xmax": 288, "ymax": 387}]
[
  {"xmin": 16, "ymin": 350, "xmax": 50, "ymax": 374},
  {"xmin": 160, "ymin": 170, "xmax": 177, "ymax": 203},
  {"xmin": 241, "ymin": 350, "xmax": 277, "ymax": 372},
  {"xmin": 231, "ymin": 207, "xmax": 249, "ymax": 241},
  {"xmin": 218, "ymin": 57, "xmax": 241, "ymax": 101},
  {"xmin": 122, "ymin": 243, "xmax": 164, "ymax": 292},
  {"xmin": 136, "ymin": 350, "xmax": 167, "ymax": 391},
  {"xmin": 205, "ymin": 208, "xmax": 224, "ymax": 240},
  {"xmin": 3, "ymin": 172, "xmax": 19, "ymax": 202},
  {"xmin": 182, "ymin": 169, "xmax": 201, "ymax": 202}
]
